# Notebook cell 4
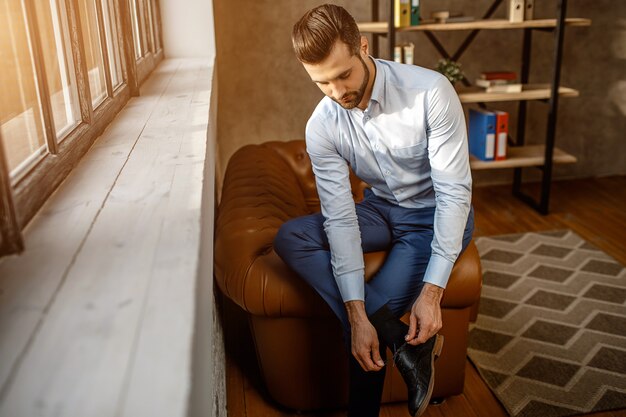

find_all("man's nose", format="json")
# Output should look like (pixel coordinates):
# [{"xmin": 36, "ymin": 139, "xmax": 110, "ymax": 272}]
[{"xmin": 331, "ymin": 82, "xmax": 347, "ymax": 100}]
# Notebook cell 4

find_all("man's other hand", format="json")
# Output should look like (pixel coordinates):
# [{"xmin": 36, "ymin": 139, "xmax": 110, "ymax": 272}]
[
  {"xmin": 345, "ymin": 300, "xmax": 385, "ymax": 371},
  {"xmin": 406, "ymin": 283, "xmax": 444, "ymax": 346}
]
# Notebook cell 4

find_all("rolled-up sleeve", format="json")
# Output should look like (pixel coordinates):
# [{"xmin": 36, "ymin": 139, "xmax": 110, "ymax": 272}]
[
  {"xmin": 306, "ymin": 116, "xmax": 365, "ymax": 302},
  {"xmin": 424, "ymin": 76, "xmax": 473, "ymax": 289}
]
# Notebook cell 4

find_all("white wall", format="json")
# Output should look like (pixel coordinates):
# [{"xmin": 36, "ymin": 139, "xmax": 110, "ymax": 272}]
[{"xmin": 159, "ymin": 0, "xmax": 216, "ymax": 58}]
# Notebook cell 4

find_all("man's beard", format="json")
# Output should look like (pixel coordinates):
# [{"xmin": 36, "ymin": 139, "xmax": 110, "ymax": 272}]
[{"xmin": 332, "ymin": 54, "xmax": 370, "ymax": 110}]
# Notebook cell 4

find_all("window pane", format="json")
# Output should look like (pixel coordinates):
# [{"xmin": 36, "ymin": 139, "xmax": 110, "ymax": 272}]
[
  {"xmin": 0, "ymin": 0, "xmax": 47, "ymax": 173},
  {"xmin": 77, "ymin": 0, "xmax": 107, "ymax": 107},
  {"xmin": 151, "ymin": 0, "xmax": 160, "ymax": 52},
  {"xmin": 129, "ymin": 0, "xmax": 142, "ymax": 59},
  {"xmin": 34, "ymin": 0, "xmax": 81, "ymax": 139},
  {"xmin": 102, "ymin": 0, "xmax": 123, "ymax": 89},
  {"xmin": 143, "ymin": 0, "xmax": 153, "ymax": 53}
]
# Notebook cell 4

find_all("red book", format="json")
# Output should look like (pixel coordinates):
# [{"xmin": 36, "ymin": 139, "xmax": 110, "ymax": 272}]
[
  {"xmin": 494, "ymin": 111, "xmax": 509, "ymax": 160},
  {"xmin": 481, "ymin": 71, "xmax": 517, "ymax": 81}
]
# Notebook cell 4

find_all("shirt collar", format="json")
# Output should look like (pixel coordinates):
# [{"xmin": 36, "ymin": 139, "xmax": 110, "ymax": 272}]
[{"xmin": 368, "ymin": 57, "xmax": 385, "ymax": 107}]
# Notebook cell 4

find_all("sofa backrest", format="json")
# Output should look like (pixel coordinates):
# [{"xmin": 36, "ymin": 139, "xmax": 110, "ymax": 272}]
[{"xmin": 266, "ymin": 140, "xmax": 369, "ymax": 213}]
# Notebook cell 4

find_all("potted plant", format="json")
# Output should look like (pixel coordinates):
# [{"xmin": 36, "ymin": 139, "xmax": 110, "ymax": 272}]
[{"xmin": 436, "ymin": 59, "xmax": 465, "ymax": 85}]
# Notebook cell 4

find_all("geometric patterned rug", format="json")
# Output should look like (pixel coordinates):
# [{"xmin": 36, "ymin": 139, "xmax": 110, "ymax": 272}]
[{"xmin": 469, "ymin": 230, "xmax": 626, "ymax": 417}]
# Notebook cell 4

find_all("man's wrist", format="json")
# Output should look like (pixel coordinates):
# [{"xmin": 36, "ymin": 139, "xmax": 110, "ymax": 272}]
[
  {"xmin": 345, "ymin": 300, "xmax": 369, "ymax": 325},
  {"xmin": 421, "ymin": 282, "xmax": 445, "ymax": 303}
]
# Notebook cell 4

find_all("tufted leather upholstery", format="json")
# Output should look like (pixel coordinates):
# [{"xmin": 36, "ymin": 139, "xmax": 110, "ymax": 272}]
[{"xmin": 215, "ymin": 140, "xmax": 482, "ymax": 411}]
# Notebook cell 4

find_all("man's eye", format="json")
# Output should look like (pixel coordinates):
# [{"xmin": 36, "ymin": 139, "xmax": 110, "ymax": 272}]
[{"xmin": 339, "ymin": 73, "xmax": 350, "ymax": 79}]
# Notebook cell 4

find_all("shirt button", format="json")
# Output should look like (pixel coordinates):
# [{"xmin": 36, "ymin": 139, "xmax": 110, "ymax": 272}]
[{"xmin": 385, "ymin": 170, "xmax": 391, "ymax": 175}]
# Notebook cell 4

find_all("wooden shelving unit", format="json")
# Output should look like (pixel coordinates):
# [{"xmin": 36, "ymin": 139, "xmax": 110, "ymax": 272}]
[
  {"xmin": 470, "ymin": 145, "xmax": 576, "ymax": 170},
  {"xmin": 361, "ymin": 0, "xmax": 589, "ymax": 214},
  {"xmin": 457, "ymin": 85, "xmax": 579, "ymax": 104},
  {"xmin": 357, "ymin": 18, "xmax": 591, "ymax": 33}
]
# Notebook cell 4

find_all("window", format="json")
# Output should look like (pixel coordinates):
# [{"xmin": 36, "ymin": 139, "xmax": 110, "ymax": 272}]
[
  {"xmin": 129, "ymin": 0, "xmax": 142, "ymax": 59},
  {"xmin": 0, "ymin": 0, "xmax": 163, "ymax": 256},
  {"xmin": 34, "ymin": 0, "xmax": 81, "ymax": 140},
  {"xmin": 78, "ymin": 0, "xmax": 107, "ymax": 107},
  {"xmin": 102, "ymin": 0, "xmax": 124, "ymax": 90},
  {"xmin": 145, "ymin": 0, "xmax": 155, "ymax": 54},
  {"xmin": 0, "ymin": 0, "xmax": 47, "ymax": 174},
  {"xmin": 150, "ymin": 0, "xmax": 161, "ymax": 53}
]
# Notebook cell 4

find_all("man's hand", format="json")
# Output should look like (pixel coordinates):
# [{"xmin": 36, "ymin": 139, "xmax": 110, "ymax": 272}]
[
  {"xmin": 405, "ymin": 283, "xmax": 444, "ymax": 346},
  {"xmin": 345, "ymin": 301, "xmax": 385, "ymax": 372}
]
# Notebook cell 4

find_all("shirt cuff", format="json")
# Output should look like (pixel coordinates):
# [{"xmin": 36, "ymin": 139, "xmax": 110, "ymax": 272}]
[
  {"xmin": 336, "ymin": 271, "xmax": 365, "ymax": 302},
  {"xmin": 423, "ymin": 253, "xmax": 455, "ymax": 289}
]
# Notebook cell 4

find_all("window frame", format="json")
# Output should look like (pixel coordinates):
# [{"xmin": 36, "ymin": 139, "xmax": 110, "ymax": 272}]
[{"xmin": 0, "ymin": 0, "xmax": 163, "ymax": 256}]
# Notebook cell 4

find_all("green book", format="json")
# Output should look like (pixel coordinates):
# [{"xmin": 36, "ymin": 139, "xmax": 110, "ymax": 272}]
[{"xmin": 410, "ymin": 0, "xmax": 420, "ymax": 26}]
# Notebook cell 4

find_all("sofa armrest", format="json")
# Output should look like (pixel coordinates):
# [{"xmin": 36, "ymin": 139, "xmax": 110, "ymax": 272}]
[
  {"xmin": 441, "ymin": 241, "xmax": 482, "ymax": 308},
  {"xmin": 215, "ymin": 143, "xmax": 316, "ymax": 315}
]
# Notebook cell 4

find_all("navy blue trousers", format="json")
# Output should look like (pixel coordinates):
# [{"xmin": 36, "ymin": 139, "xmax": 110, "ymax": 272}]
[{"xmin": 274, "ymin": 189, "xmax": 475, "ymax": 334}]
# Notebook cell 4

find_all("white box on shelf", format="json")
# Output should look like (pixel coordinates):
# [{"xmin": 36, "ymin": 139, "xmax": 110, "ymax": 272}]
[
  {"xmin": 403, "ymin": 43, "xmax": 414, "ymax": 65},
  {"xmin": 394, "ymin": 45, "xmax": 402, "ymax": 63},
  {"xmin": 508, "ymin": 0, "xmax": 524, "ymax": 22}
]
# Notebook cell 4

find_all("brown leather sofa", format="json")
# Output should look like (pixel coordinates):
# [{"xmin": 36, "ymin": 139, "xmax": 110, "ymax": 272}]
[{"xmin": 215, "ymin": 140, "xmax": 482, "ymax": 411}]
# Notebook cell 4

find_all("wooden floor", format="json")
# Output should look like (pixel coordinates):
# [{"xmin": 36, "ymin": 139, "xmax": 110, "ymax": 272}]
[{"xmin": 223, "ymin": 176, "xmax": 626, "ymax": 417}]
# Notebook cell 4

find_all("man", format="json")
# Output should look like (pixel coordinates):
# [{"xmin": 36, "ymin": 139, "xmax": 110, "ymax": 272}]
[{"xmin": 274, "ymin": 4, "xmax": 474, "ymax": 417}]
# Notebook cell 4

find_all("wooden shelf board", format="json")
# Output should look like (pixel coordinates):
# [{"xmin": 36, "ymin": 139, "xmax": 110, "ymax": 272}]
[
  {"xmin": 358, "ymin": 18, "xmax": 591, "ymax": 33},
  {"xmin": 458, "ymin": 85, "xmax": 579, "ymax": 103},
  {"xmin": 470, "ymin": 145, "xmax": 577, "ymax": 170}
]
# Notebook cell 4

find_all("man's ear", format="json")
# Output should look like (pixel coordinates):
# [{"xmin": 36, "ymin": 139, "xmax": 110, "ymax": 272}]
[{"xmin": 360, "ymin": 35, "xmax": 369, "ymax": 56}]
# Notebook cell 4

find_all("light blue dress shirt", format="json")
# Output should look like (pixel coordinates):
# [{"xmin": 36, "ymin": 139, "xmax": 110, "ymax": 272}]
[{"xmin": 305, "ymin": 58, "xmax": 472, "ymax": 303}]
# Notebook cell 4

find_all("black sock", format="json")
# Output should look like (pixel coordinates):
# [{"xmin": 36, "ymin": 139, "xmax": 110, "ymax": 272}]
[
  {"xmin": 368, "ymin": 304, "xmax": 409, "ymax": 354},
  {"xmin": 347, "ymin": 346, "xmax": 386, "ymax": 417}
]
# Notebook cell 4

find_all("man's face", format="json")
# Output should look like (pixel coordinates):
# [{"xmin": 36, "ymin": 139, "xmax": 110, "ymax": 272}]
[{"xmin": 302, "ymin": 41, "xmax": 370, "ymax": 110}]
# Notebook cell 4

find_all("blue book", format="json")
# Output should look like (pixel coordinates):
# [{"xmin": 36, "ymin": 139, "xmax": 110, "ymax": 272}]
[{"xmin": 468, "ymin": 108, "xmax": 496, "ymax": 161}]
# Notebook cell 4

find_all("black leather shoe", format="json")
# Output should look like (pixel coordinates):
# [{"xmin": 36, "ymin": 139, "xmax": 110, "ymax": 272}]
[{"xmin": 393, "ymin": 334, "xmax": 444, "ymax": 417}]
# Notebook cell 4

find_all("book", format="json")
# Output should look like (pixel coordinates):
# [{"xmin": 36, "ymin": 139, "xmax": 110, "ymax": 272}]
[
  {"xmin": 475, "ymin": 80, "xmax": 523, "ymax": 93},
  {"xmin": 468, "ymin": 108, "xmax": 496, "ymax": 161},
  {"xmin": 485, "ymin": 84, "xmax": 523, "ymax": 93},
  {"xmin": 410, "ymin": 0, "xmax": 420, "ymax": 26},
  {"xmin": 508, "ymin": 0, "xmax": 524, "ymax": 22},
  {"xmin": 480, "ymin": 71, "xmax": 517, "ymax": 81},
  {"xmin": 475, "ymin": 79, "xmax": 515, "ymax": 88},
  {"xmin": 494, "ymin": 111, "xmax": 509, "ymax": 160},
  {"xmin": 395, "ymin": 0, "xmax": 411, "ymax": 27}
]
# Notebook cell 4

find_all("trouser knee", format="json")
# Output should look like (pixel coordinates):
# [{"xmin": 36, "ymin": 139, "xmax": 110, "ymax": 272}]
[{"xmin": 273, "ymin": 219, "xmax": 306, "ymax": 260}]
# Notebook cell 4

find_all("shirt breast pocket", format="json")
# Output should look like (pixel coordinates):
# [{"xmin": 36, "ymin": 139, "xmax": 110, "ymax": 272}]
[{"xmin": 388, "ymin": 142, "xmax": 428, "ymax": 170}]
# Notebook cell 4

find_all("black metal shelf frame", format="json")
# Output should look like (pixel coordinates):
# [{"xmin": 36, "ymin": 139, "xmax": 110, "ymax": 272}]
[{"xmin": 369, "ymin": 0, "xmax": 572, "ymax": 214}]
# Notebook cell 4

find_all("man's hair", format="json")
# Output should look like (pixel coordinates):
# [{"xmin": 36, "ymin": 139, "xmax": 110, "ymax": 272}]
[{"xmin": 292, "ymin": 4, "xmax": 361, "ymax": 64}]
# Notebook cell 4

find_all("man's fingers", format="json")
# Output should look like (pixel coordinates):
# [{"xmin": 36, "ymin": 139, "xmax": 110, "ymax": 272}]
[
  {"xmin": 354, "ymin": 350, "xmax": 384, "ymax": 371},
  {"xmin": 406, "ymin": 313, "xmax": 418, "ymax": 344},
  {"xmin": 413, "ymin": 325, "xmax": 433, "ymax": 345},
  {"xmin": 354, "ymin": 349, "xmax": 371, "ymax": 369},
  {"xmin": 372, "ymin": 343, "xmax": 385, "ymax": 368},
  {"xmin": 356, "ymin": 356, "xmax": 368, "ymax": 372},
  {"xmin": 358, "ymin": 351, "xmax": 376, "ymax": 371},
  {"xmin": 413, "ymin": 321, "xmax": 441, "ymax": 345}
]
